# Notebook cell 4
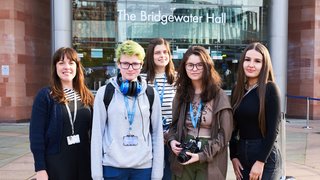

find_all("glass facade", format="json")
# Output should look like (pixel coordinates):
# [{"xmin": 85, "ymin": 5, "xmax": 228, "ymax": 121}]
[{"xmin": 72, "ymin": 0, "xmax": 269, "ymax": 91}]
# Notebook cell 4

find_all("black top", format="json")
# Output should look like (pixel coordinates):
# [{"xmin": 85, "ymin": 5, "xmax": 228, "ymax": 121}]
[
  {"xmin": 45, "ymin": 90, "xmax": 92, "ymax": 180},
  {"xmin": 229, "ymin": 82, "xmax": 281, "ymax": 162}
]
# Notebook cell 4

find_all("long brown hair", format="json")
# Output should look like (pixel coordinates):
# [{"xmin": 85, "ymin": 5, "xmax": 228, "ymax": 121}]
[
  {"xmin": 50, "ymin": 47, "xmax": 94, "ymax": 107},
  {"xmin": 175, "ymin": 46, "xmax": 222, "ymax": 103},
  {"xmin": 142, "ymin": 38, "xmax": 175, "ymax": 84},
  {"xmin": 231, "ymin": 42, "xmax": 275, "ymax": 137}
]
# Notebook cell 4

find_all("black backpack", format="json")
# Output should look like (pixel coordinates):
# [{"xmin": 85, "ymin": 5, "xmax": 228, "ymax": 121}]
[{"xmin": 103, "ymin": 83, "xmax": 155, "ymax": 130}]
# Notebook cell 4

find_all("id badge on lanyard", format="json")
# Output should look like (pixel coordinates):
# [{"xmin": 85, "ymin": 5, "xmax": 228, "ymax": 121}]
[
  {"xmin": 67, "ymin": 134, "xmax": 80, "ymax": 145},
  {"xmin": 123, "ymin": 135, "xmax": 138, "ymax": 146},
  {"xmin": 123, "ymin": 96, "xmax": 138, "ymax": 146},
  {"xmin": 65, "ymin": 91, "xmax": 80, "ymax": 145}
]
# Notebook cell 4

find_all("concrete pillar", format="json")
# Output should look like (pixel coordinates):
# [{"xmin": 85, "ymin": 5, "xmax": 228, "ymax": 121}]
[
  {"xmin": 51, "ymin": 0, "xmax": 72, "ymax": 53},
  {"xmin": 269, "ymin": 0, "xmax": 288, "ymax": 178}
]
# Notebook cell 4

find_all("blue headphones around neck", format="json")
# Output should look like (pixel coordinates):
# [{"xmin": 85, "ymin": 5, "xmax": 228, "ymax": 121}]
[{"xmin": 117, "ymin": 74, "xmax": 142, "ymax": 96}]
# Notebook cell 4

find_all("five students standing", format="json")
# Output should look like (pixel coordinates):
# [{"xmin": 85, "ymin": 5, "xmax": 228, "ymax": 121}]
[{"xmin": 30, "ymin": 41, "xmax": 281, "ymax": 180}]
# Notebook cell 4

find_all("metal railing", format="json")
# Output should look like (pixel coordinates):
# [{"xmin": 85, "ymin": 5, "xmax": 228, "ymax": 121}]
[{"xmin": 286, "ymin": 95, "xmax": 320, "ymax": 129}]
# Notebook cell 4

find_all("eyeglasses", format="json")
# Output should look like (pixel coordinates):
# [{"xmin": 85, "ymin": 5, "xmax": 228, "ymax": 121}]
[
  {"xmin": 185, "ymin": 63, "xmax": 204, "ymax": 71},
  {"xmin": 119, "ymin": 62, "xmax": 142, "ymax": 70}
]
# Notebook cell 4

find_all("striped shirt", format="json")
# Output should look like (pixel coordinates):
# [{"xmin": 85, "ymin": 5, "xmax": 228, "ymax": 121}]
[
  {"xmin": 140, "ymin": 73, "xmax": 176, "ymax": 131},
  {"xmin": 64, "ymin": 89, "xmax": 81, "ymax": 101}
]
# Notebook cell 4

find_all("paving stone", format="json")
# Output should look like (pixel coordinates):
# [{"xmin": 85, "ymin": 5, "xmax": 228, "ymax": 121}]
[{"xmin": 0, "ymin": 120, "xmax": 320, "ymax": 179}]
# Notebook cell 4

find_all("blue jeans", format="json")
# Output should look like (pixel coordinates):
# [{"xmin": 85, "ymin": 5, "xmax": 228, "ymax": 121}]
[
  {"xmin": 103, "ymin": 166, "xmax": 152, "ymax": 180},
  {"xmin": 237, "ymin": 139, "xmax": 281, "ymax": 180}
]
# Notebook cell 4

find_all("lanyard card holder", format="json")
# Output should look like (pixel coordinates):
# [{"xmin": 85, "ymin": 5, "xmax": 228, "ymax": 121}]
[
  {"xmin": 123, "ymin": 134, "xmax": 138, "ymax": 146},
  {"xmin": 67, "ymin": 134, "xmax": 80, "ymax": 145}
]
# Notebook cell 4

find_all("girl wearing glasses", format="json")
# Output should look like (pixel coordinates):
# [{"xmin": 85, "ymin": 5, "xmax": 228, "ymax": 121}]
[
  {"xmin": 91, "ymin": 40, "xmax": 164, "ymax": 180},
  {"xmin": 141, "ymin": 38, "xmax": 176, "ymax": 180},
  {"xmin": 167, "ymin": 46, "xmax": 233, "ymax": 180},
  {"xmin": 229, "ymin": 42, "xmax": 281, "ymax": 180}
]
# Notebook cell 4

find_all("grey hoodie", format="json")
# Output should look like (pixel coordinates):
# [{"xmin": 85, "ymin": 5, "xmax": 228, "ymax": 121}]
[{"xmin": 91, "ymin": 76, "xmax": 164, "ymax": 180}]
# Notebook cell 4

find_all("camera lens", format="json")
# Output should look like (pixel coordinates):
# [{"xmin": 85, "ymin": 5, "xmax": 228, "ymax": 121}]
[
  {"xmin": 177, "ymin": 140, "xmax": 200, "ymax": 163},
  {"xmin": 177, "ymin": 150, "xmax": 191, "ymax": 163}
]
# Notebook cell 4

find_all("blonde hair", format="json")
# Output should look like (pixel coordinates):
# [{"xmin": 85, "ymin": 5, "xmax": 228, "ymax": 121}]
[{"xmin": 116, "ymin": 40, "xmax": 145, "ymax": 63}]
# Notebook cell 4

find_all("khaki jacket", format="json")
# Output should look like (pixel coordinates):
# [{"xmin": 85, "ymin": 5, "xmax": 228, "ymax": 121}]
[{"xmin": 167, "ymin": 89, "xmax": 233, "ymax": 180}]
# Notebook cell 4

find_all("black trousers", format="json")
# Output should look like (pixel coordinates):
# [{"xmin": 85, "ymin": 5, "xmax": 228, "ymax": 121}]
[{"xmin": 46, "ymin": 143, "xmax": 92, "ymax": 180}]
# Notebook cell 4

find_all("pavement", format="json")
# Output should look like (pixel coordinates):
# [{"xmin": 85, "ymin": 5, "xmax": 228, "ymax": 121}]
[{"xmin": 0, "ymin": 119, "xmax": 320, "ymax": 180}]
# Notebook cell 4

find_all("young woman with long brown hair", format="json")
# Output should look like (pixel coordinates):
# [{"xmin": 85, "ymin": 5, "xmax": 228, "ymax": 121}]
[
  {"xmin": 141, "ymin": 38, "xmax": 176, "ymax": 180},
  {"xmin": 30, "ymin": 47, "xmax": 94, "ymax": 180},
  {"xmin": 167, "ymin": 46, "xmax": 233, "ymax": 180},
  {"xmin": 229, "ymin": 42, "xmax": 282, "ymax": 180}
]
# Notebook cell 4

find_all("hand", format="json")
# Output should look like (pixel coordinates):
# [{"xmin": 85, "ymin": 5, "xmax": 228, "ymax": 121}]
[
  {"xmin": 249, "ymin": 161, "xmax": 265, "ymax": 180},
  {"xmin": 231, "ymin": 158, "xmax": 243, "ymax": 180},
  {"xmin": 170, "ymin": 140, "xmax": 182, "ymax": 156},
  {"xmin": 36, "ymin": 170, "xmax": 48, "ymax": 180},
  {"xmin": 180, "ymin": 152, "xmax": 199, "ymax": 165}
]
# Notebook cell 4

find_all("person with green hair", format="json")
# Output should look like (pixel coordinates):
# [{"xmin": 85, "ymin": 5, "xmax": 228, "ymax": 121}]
[
  {"xmin": 91, "ymin": 40, "xmax": 164, "ymax": 180},
  {"xmin": 115, "ymin": 40, "xmax": 146, "ymax": 62}
]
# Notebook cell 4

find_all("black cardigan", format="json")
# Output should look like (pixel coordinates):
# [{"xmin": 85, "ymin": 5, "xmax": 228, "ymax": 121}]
[{"xmin": 29, "ymin": 87, "xmax": 64, "ymax": 171}]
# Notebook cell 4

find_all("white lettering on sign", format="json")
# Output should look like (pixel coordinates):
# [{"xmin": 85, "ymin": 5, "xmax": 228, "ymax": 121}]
[
  {"xmin": 206, "ymin": 13, "xmax": 226, "ymax": 23},
  {"xmin": 118, "ymin": 9, "xmax": 136, "ymax": 21},
  {"xmin": 117, "ymin": 10, "xmax": 227, "ymax": 25}
]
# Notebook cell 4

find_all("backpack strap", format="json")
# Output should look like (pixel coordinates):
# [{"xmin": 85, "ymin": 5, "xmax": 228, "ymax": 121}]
[
  {"xmin": 146, "ymin": 85, "xmax": 154, "ymax": 133},
  {"xmin": 103, "ymin": 83, "xmax": 115, "ymax": 114},
  {"xmin": 146, "ymin": 85, "xmax": 154, "ymax": 116},
  {"xmin": 103, "ymin": 83, "xmax": 155, "ymax": 130}
]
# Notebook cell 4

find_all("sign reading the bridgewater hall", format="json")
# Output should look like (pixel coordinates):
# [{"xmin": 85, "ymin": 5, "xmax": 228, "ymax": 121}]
[{"xmin": 118, "ymin": 10, "xmax": 227, "ymax": 25}]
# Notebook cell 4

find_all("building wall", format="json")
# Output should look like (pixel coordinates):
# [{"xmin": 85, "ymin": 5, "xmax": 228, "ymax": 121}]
[
  {"xmin": 287, "ymin": 0, "xmax": 320, "ymax": 119},
  {"xmin": 1, "ymin": 0, "xmax": 319, "ymax": 122},
  {"xmin": 0, "ymin": 0, "xmax": 51, "ymax": 122}
]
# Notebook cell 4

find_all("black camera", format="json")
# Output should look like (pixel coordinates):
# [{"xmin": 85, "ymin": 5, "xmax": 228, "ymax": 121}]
[{"xmin": 177, "ymin": 139, "xmax": 200, "ymax": 163}]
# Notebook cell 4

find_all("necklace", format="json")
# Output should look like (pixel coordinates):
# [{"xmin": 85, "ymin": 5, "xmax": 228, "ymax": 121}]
[
  {"xmin": 245, "ymin": 83, "xmax": 258, "ymax": 91},
  {"xmin": 244, "ymin": 83, "xmax": 258, "ymax": 97}
]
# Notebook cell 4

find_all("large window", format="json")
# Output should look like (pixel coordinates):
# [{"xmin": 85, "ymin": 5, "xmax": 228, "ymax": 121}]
[{"xmin": 72, "ymin": 0, "xmax": 269, "ymax": 91}]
